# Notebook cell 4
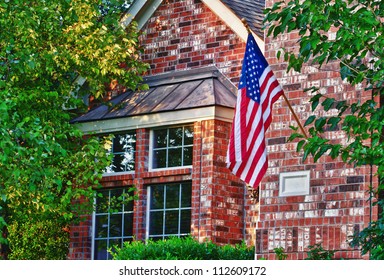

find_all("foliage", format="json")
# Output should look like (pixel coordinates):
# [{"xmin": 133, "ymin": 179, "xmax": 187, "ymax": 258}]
[
  {"xmin": 7, "ymin": 219, "xmax": 70, "ymax": 260},
  {"xmin": 273, "ymin": 247, "xmax": 288, "ymax": 260},
  {"xmin": 110, "ymin": 236, "xmax": 255, "ymax": 260},
  {"xmin": 305, "ymin": 244, "xmax": 335, "ymax": 260},
  {"xmin": 350, "ymin": 201, "xmax": 384, "ymax": 260},
  {"xmin": 0, "ymin": 0, "xmax": 148, "ymax": 259},
  {"xmin": 264, "ymin": 0, "xmax": 383, "ymax": 259}
]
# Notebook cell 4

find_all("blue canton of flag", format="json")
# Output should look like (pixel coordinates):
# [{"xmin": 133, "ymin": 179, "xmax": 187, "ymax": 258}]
[{"xmin": 238, "ymin": 35, "xmax": 269, "ymax": 104}]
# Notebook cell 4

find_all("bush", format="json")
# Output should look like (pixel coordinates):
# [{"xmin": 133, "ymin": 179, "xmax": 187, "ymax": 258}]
[
  {"xmin": 7, "ymin": 219, "xmax": 70, "ymax": 260},
  {"xmin": 111, "ymin": 236, "xmax": 254, "ymax": 260},
  {"xmin": 305, "ymin": 244, "xmax": 335, "ymax": 260}
]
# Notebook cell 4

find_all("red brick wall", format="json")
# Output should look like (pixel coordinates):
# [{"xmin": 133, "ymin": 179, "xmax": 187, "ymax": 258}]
[
  {"xmin": 69, "ymin": 120, "xmax": 258, "ymax": 259},
  {"xmin": 256, "ymin": 0, "xmax": 376, "ymax": 260},
  {"xmin": 192, "ymin": 120, "xmax": 258, "ymax": 246},
  {"xmin": 140, "ymin": 0, "xmax": 245, "ymax": 84}
]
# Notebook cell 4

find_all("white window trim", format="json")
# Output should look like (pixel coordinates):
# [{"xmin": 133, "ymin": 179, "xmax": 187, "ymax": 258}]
[
  {"xmin": 102, "ymin": 131, "xmax": 136, "ymax": 176},
  {"xmin": 148, "ymin": 126, "xmax": 193, "ymax": 172},
  {"xmin": 91, "ymin": 188, "xmax": 134, "ymax": 260},
  {"xmin": 145, "ymin": 183, "xmax": 192, "ymax": 240}
]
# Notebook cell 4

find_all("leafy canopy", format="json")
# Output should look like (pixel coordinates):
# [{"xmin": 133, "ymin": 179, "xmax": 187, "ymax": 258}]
[
  {"xmin": 264, "ymin": 0, "xmax": 383, "ymax": 259},
  {"xmin": 0, "ymin": 0, "xmax": 147, "ymax": 259}
]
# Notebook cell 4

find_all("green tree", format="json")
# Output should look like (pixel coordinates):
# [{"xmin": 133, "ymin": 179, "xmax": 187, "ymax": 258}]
[
  {"xmin": 0, "ymin": 0, "xmax": 148, "ymax": 259},
  {"xmin": 264, "ymin": 0, "xmax": 383, "ymax": 259}
]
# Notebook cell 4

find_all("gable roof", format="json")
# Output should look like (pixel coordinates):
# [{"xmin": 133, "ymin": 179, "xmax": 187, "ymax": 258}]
[
  {"xmin": 221, "ymin": 0, "xmax": 265, "ymax": 38},
  {"xmin": 71, "ymin": 66, "xmax": 237, "ymax": 124},
  {"xmin": 121, "ymin": 0, "xmax": 265, "ymax": 47}
]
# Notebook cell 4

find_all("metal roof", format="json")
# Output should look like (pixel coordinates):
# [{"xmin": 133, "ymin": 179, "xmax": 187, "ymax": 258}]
[
  {"xmin": 221, "ymin": 0, "xmax": 265, "ymax": 38},
  {"xmin": 71, "ymin": 66, "xmax": 237, "ymax": 124}
]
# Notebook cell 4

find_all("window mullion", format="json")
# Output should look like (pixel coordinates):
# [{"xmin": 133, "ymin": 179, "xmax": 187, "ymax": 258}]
[
  {"xmin": 163, "ymin": 185, "xmax": 167, "ymax": 239},
  {"xmin": 178, "ymin": 183, "xmax": 182, "ymax": 236}
]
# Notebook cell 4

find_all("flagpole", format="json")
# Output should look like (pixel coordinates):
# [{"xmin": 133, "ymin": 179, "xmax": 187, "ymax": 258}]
[{"xmin": 241, "ymin": 18, "xmax": 308, "ymax": 139}]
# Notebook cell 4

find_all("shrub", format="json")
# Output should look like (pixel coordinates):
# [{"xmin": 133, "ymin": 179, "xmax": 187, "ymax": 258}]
[
  {"xmin": 305, "ymin": 244, "xmax": 335, "ymax": 260},
  {"xmin": 110, "ymin": 236, "xmax": 254, "ymax": 260},
  {"xmin": 7, "ymin": 219, "xmax": 70, "ymax": 260}
]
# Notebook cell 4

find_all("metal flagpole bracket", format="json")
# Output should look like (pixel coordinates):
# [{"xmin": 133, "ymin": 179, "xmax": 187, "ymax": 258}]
[{"xmin": 241, "ymin": 18, "xmax": 252, "ymax": 34}]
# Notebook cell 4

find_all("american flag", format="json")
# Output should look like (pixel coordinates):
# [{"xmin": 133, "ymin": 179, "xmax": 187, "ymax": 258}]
[{"xmin": 226, "ymin": 33, "xmax": 283, "ymax": 188}]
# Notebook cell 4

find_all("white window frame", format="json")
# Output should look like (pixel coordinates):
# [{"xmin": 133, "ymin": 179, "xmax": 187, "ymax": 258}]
[
  {"xmin": 145, "ymin": 182, "xmax": 192, "ymax": 240},
  {"xmin": 103, "ymin": 131, "xmax": 136, "ymax": 176},
  {"xmin": 148, "ymin": 125, "xmax": 194, "ymax": 172},
  {"xmin": 92, "ymin": 187, "xmax": 134, "ymax": 260}
]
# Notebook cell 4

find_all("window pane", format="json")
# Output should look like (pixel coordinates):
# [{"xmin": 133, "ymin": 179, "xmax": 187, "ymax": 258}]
[
  {"xmin": 108, "ymin": 238, "xmax": 122, "ymax": 260},
  {"xmin": 124, "ymin": 197, "xmax": 134, "ymax": 212},
  {"xmin": 150, "ymin": 211, "xmax": 164, "ymax": 235},
  {"xmin": 113, "ymin": 135, "xmax": 125, "ymax": 153},
  {"xmin": 184, "ymin": 126, "xmax": 194, "ymax": 145},
  {"xmin": 181, "ymin": 183, "xmax": 192, "ymax": 207},
  {"xmin": 112, "ymin": 153, "xmax": 125, "ymax": 172},
  {"xmin": 95, "ymin": 192, "xmax": 109, "ymax": 213},
  {"xmin": 123, "ymin": 237, "xmax": 133, "ymax": 243},
  {"xmin": 94, "ymin": 187, "xmax": 134, "ymax": 260},
  {"xmin": 150, "ymin": 186, "xmax": 164, "ymax": 209},
  {"xmin": 95, "ymin": 215, "xmax": 108, "ymax": 238},
  {"xmin": 180, "ymin": 210, "xmax": 191, "ymax": 234},
  {"xmin": 183, "ymin": 147, "xmax": 193, "ymax": 166},
  {"xmin": 123, "ymin": 213, "xmax": 133, "ymax": 237},
  {"xmin": 153, "ymin": 149, "xmax": 166, "ymax": 169},
  {"xmin": 94, "ymin": 240, "xmax": 108, "ymax": 260},
  {"xmin": 165, "ymin": 210, "xmax": 179, "ymax": 234},
  {"xmin": 168, "ymin": 147, "xmax": 182, "ymax": 167},
  {"xmin": 169, "ymin": 127, "xmax": 183, "ymax": 147},
  {"xmin": 165, "ymin": 185, "xmax": 180, "ymax": 208},
  {"xmin": 109, "ymin": 214, "xmax": 123, "ymax": 237},
  {"xmin": 153, "ymin": 129, "xmax": 167, "ymax": 148}
]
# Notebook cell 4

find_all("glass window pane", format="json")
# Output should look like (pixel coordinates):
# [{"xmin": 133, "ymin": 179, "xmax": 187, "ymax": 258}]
[
  {"xmin": 112, "ymin": 153, "xmax": 124, "ymax": 172},
  {"xmin": 150, "ymin": 211, "xmax": 164, "ymax": 235},
  {"xmin": 123, "ymin": 237, "xmax": 133, "ymax": 243},
  {"xmin": 123, "ymin": 213, "xmax": 133, "ymax": 237},
  {"xmin": 153, "ymin": 149, "xmax": 166, "ymax": 168},
  {"xmin": 153, "ymin": 129, "xmax": 168, "ymax": 148},
  {"xmin": 122, "ymin": 151, "xmax": 135, "ymax": 171},
  {"xmin": 113, "ymin": 135, "xmax": 125, "ymax": 153},
  {"xmin": 150, "ymin": 186, "xmax": 164, "ymax": 209},
  {"xmin": 109, "ymin": 214, "xmax": 123, "ymax": 237},
  {"xmin": 95, "ymin": 192, "xmax": 109, "ymax": 213},
  {"xmin": 181, "ymin": 183, "xmax": 192, "ymax": 207},
  {"xmin": 165, "ymin": 210, "xmax": 179, "ymax": 234},
  {"xmin": 183, "ymin": 147, "xmax": 193, "ymax": 166},
  {"xmin": 169, "ymin": 127, "xmax": 183, "ymax": 147},
  {"xmin": 165, "ymin": 185, "xmax": 180, "ymax": 208},
  {"xmin": 180, "ymin": 210, "xmax": 191, "ymax": 234},
  {"xmin": 124, "ymin": 197, "xmax": 134, "ymax": 212},
  {"xmin": 95, "ymin": 215, "xmax": 108, "ymax": 238},
  {"xmin": 108, "ymin": 238, "xmax": 122, "ymax": 260},
  {"xmin": 94, "ymin": 240, "xmax": 108, "ymax": 260},
  {"xmin": 168, "ymin": 148, "xmax": 182, "ymax": 167},
  {"xmin": 184, "ymin": 126, "xmax": 194, "ymax": 145}
]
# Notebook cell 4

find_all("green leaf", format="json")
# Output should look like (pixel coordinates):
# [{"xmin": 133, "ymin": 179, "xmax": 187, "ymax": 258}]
[
  {"xmin": 304, "ymin": 115, "xmax": 316, "ymax": 126},
  {"xmin": 296, "ymin": 140, "xmax": 306, "ymax": 152},
  {"xmin": 315, "ymin": 117, "xmax": 327, "ymax": 132},
  {"xmin": 310, "ymin": 94, "xmax": 323, "ymax": 112},
  {"xmin": 327, "ymin": 117, "xmax": 341, "ymax": 130},
  {"xmin": 322, "ymin": 98, "xmax": 335, "ymax": 111}
]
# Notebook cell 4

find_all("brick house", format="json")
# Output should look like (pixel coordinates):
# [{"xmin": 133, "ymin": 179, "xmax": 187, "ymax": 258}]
[{"xmin": 69, "ymin": 0, "xmax": 375, "ymax": 260}]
